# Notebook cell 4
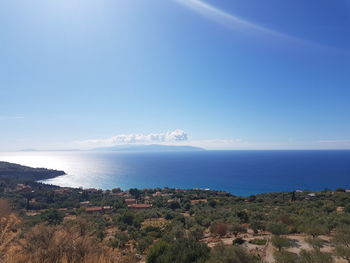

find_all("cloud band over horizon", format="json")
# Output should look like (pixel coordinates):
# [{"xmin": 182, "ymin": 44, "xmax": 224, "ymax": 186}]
[{"xmin": 79, "ymin": 129, "xmax": 188, "ymax": 147}]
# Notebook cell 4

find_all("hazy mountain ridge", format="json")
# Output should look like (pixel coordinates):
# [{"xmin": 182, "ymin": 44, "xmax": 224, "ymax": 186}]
[{"xmin": 92, "ymin": 144, "xmax": 205, "ymax": 152}]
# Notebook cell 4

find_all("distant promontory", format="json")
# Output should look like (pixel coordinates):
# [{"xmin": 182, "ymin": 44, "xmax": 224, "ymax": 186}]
[{"xmin": 0, "ymin": 161, "xmax": 65, "ymax": 182}]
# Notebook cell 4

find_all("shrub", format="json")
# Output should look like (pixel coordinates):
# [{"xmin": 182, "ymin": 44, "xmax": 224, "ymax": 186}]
[
  {"xmin": 111, "ymin": 232, "xmax": 129, "ymax": 248},
  {"xmin": 236, "ymin": 211, "xmax": 249, "ymax": 223},
  {"xmin": 249, "ymin": 239, "xmax": 267, "ymax": 246},
  {"xmin": 304, "ymin": 237, "xmax": 324, "ymax": 250},
  {"xmin": 40, "ymin": 209, "xmax": 64, "ymax": 225},
  {"xmin": 232, "ymin": 237, "xmax": 245, "ymax": 245},
  {"xmin": 230, "ymin": 224, "xmax": 247, "ymax": 237},
  {"xmin": 0, "ymin": 213, "xmax": 20, "ymax": 262},
  {"xmin": 207, "ymin": 245, "xmax": 260, "ymax": 263},
  {"xmin": 146, "ymin": 240, "xmax": 168, "ymax": 263},
  {"xmin": 333, "ymin": 227, "xmax": 350, "ymax": 262},
  {"xmin": 299, "ymin": 249, "xmax": 334, "ymax": 263},
  {"xmin": 274, "ymin": 250, "xmax": 299, "ymax": 263},
  {"xmin": 146, "ymin": 238, "xmax": 209, "ymax": 263},
  {"xmin": 267, "ymin": 223, "xmax": 289, "ymax": 235},
  {"xmin": 303, "ymin": 223, "xmax": 328, "ymax": 237},
  {"xmin": 16, "ymin": 223, "xmax": 120, "ymax": 263}
]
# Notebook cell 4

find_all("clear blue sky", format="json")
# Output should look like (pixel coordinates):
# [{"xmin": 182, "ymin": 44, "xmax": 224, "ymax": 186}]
[{"xmin": 1, "ymin": 0, "xmax": 350, "ymax": 151}]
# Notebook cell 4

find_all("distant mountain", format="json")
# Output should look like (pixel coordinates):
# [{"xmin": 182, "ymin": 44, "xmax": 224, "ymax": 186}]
[
  {"xmin": 20, "ymin": 148, "xmax": 38, "ymax": 152},
  {"xmin": 92, "ymin": 144, "xmax": 205, "ymax": 152},
  {"xmin": 20, "ymin": 149, "xmax": 81, "ymax": 152},
  {"xmin": 19, "ymin": 145, "xmax": 205, "ymax": 152}
]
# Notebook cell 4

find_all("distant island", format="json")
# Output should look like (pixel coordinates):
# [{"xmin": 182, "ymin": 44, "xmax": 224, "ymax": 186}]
[
  {"xmin": 92, "ymin": 144, "xmax": 205, "ymax": 152},
  {"xmin": 20, "ymin": 144, "xmax": 205, "ymax": 152},
  {"xmin": 20, "ymin": 148, "xmax": 82, "ymax": 152}
]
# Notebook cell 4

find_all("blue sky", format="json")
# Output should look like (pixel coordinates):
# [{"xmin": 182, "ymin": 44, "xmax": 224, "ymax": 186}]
[{"xmin": 1, "ymin": 0, "xmax": 350, "ymax": 150}]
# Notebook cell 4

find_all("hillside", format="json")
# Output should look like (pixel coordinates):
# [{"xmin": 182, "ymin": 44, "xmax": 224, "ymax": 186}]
[{"xmin": 0, "ymin": 161, "xmax": 65, "ymax": 182}]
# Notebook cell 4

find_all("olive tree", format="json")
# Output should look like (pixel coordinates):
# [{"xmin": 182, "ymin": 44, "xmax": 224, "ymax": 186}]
[{"xmin": 333, "ymin": 227, "xmax": 350, "ymax": 262}]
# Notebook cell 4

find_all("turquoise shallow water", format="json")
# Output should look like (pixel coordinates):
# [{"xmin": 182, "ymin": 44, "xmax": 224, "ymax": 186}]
[{"xmin": 1, "ymin": 150, "xmax": 350, "ymax": 196}]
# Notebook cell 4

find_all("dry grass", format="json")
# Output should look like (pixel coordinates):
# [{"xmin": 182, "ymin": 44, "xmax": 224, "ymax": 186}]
[
  {"xmin": 1, "ymin": 211, "xmax": 138, "ymax": 263},
  {"xmin": 0, "ymin": 199, "xmax": 21, "ymax": 262},
  {"xmin": 9, "ymin": 223, "xmax": 137, "ymax": 263},
  {"xmin": 0, "ymin": 198, "xmax": 12, "ymax": 218}
]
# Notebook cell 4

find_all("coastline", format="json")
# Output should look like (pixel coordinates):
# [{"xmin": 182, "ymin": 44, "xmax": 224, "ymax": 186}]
[{"xmin": 1, "ymin": 149, "xmax": 350, "ymax": 196}]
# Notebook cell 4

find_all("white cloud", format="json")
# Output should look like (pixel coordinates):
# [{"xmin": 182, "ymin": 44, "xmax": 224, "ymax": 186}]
[
  {"xmin": 175, "ymin": 0, "xmax": 294, "ymax": 39},
  {"xmin": 79, "ymin": 129, "xmax": 188, "ymax": 147},
  {"xmin": 175, "ymin": 0, "xmax": 344, "ymax": 53}
]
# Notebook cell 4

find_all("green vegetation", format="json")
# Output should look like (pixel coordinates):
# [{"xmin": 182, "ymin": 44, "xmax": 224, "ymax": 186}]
[
  {"xmin": 207, "ymin": 245, "xmax": 260, "ymax": 263},
  {"xmin": 333, "ymin": 227, "xmax": 350, "ymax": 262},
  {"xmin": 1, "ymin": 161, "xmax": 350, "ymax": 262},
  {"xmin": 0, "ymin": 161, "xmax": 65, "ymax": 182},
  {"xmin": 271, "ymin": 236, "xmax": 291, "ymax": 251},
  {"xmin": 146, "ymin": 238, "xmax": 209, "ymax": 263},
  {"xmin": 249, "ymin": 239, "xmax": 267, "ymax": 246}
]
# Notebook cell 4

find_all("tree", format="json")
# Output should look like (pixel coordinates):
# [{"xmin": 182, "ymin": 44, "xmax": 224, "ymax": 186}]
[
  {"xmin": 40, "ymin": 209, "xmax": 64, "ymax": 225},
  {"xmin": 208, "ymin": 199, "xmax": 217, "ymax": 208},
  {"xmin": 121, "ymin": 212, "xmax": 135, "ymax": 225},
  {"xmin": 291, "ymin": 191, "xmax": 296, "ymax": 202},
  {"xmin": 230, "ymin": 224, "xmax": 247, "ymax": 237},
  {"xmin": 335, "ymin": 246, "xmax": 350, "ymax": 263},
  {"xmin": 112, "ymin": 188, "xmax": 121, "ymax": 193},
  {"xmin": 111, "ymin": 232, "xmax": 129, "ymax": 248},
  {"xmin": 268, "ymin": 223, "xmax": 289, "ymax": 235},
  {"xmin": 137, "ymin": 236, "xmax": 153, "ymax": 253},
  {"xmin": 274, "ymin": 250, "xmax": 300, "ymax": 263},
  {"xmin": 168, "ymin": 201, "xmax": 181, "ymax": 210},
  {"xmin": 189, "ymin": 225, "xmax": 205, "ymax": 240},
  {"xmin": 147, "ymin": 241, "xmax": 169, "ymax": 263},
  {"xmin": 299, "ymin": 249, "xmax": 334, "ymax": 263},
  {"xmin": 207, "ymin": 245, "xmax": 260, "ymax": 263},
  {"xmin": 336, "ymin": 188, "xmax": 346, "ymax": 193},
  {"xmin": 304, "ymin": 237, "xmax": 324, "ymax": 250},
  {"xmin": 271, "ymin": 235, "xmax": 291, "ymax": 251},
  {"xmin": 303, "ymin": 223, "xmax": 328, "ymax": 238},
  {"xmin": 345, "ymin": 204, "xmax": 350, "ymax": 213},
  {"xmin": 232, "ymin": 237, "xmax": 245, "ymax": 245},
  {"xmin": 278, "ymin": 215, "xmax": 294, "ymax": 226},
  {"xmin": 129, "ymin": 188, "xmax": 141, "ymax": 199},
  {"xmin": 146, "ymin": 238, "xmax": 209, "ymax": 263},
  {"xmin": 333, "ymin": 227, "xmax": 350, "ymax": 262},
  {"xmin": 250, "ymin": 220, "xmax": 266, "ymax": 234},
  {"xmin": 236, "ymin": 211, "xmax": 249, "ymax": 223}
]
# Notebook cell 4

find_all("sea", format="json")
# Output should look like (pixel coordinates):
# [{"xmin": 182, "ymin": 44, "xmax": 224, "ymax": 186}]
[{"xmin": 1, "ymin": 150, "xmax": 350, "ymax": 196}]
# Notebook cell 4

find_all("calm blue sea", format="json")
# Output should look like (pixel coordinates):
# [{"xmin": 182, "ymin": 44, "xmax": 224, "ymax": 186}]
[{"xmin": 1, "ymin": 150, "xmax": 350, "ymax": 196}]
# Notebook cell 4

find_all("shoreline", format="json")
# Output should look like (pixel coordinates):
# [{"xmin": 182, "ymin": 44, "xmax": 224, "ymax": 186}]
[{"xmin": 2, "ymin": 157, "xmax": 350, "ymax": 197}]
